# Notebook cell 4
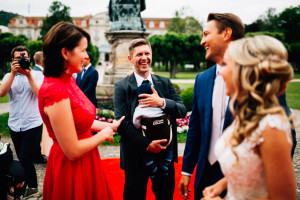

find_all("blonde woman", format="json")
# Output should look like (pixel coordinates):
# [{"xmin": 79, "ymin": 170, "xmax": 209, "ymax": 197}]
[{"xmin": 202, "ymin": 35, "xmax": 297, "ymax": 200}]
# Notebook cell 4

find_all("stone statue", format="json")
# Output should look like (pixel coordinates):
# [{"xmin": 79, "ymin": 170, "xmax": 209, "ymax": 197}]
[{"xmin": 108, "ymin": 0, "xmax": 146, "ymax": 31}]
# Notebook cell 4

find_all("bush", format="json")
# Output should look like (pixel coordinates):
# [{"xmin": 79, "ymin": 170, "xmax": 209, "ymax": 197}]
[
  {"xmin": 180, "ymin": 87, "xmax": 194, "ymax": 111},
  {"xmin": 172, "ymin": 83, "xmax": 182, "ymax": 94},
  {"xmin": 96, "ymin": 109, "xmax": 115, "ymax": 122},
  {"xmin": 0, "ymin": 112, "xmax": 9, "ymax": 137}
]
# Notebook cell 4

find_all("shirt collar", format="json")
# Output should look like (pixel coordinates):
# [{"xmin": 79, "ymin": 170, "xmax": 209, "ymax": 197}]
[
  {"xmin": 216, "ymin": 64, "xmax": 222, "ymax": 76},
  {"xmin": 83, "ymin": 63, "xmax": 92, "ymax": 71},
  {"xmin": 133, "ymin": 72, "xmax": 153, "ymax": 87},
  {"xmin": 35, "ymin": 64, "xmax": 43, "ymax": 71}
]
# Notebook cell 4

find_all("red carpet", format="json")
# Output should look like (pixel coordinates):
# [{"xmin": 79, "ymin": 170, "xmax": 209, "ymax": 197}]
[{"xmin": 102, "ymin": 156, "xmax": 195, "ymax": 200}]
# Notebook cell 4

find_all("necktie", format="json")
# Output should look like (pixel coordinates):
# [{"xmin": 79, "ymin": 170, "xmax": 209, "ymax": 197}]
[
  {"xmin": 141, "ymin": 79, "xmax": 150, "ymax": 85},
  {"xmin": 81, "ymin": 68, "xmax": 86, "ymax": 80},
  {"xmin": 208, "ymin": 72, "xmax": 225, "ymax": 165}
]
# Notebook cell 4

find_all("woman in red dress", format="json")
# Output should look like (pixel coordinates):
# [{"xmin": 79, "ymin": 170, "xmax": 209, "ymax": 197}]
[{"xmin": 38, "ymin": 22, "xmax": 123, "ymax": 200}]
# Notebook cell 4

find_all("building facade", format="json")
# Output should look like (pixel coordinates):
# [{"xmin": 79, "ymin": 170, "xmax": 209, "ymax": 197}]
[{"xmin": 8, "ymin": 12, "xmax": 170, "ymax": 63}]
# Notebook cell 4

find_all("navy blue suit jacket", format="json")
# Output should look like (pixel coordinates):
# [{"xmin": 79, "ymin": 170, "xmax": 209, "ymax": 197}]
[
  {"xmin": 76, "ymin": 66, "xmax": 98, "ymax": 108},
  {"xmin": 182, "ymin": 65, "xmax": 296, "ymax": 196}
]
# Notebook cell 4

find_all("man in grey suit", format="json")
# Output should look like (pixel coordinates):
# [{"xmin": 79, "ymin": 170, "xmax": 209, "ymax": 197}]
[{"xmin": 114, "ymin": 38, "xmax": 186, "ymax": 200}]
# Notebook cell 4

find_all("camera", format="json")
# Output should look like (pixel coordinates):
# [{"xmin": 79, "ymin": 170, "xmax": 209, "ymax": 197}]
[{"xmin": 18, "ymin": 53, "xmax": 30, "ymax": 69}]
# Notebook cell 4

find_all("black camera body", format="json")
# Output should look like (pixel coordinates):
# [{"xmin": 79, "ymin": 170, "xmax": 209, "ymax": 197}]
[{"xmin": 18, "ymin": 53, "xmax": 30, "ymax": 69}]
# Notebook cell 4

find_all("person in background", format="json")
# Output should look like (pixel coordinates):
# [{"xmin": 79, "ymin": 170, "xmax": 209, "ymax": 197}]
[
  {"xmin": 39, "ymin": 21, "xmax": 124, "ymax": 200},
  {"xmin": 76, "ymin": 52, "xmax": 99, "ymax": 108},
  {"xmin": 0, "ymin": 46, "xmax": 43, "ymax": 197},
  {"xmin": 202, "ymin": 35, "xmax": 296, "ymax": 200},
  {"xmin": 32, "ymin": 51, "xmax": 48, "ymax": 164}
]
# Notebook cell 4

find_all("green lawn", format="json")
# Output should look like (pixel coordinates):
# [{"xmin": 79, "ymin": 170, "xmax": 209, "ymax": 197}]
[
  {"xmin": 294, "ymin": 73, "xmax": 300, "ymax": 79},
  {"xmin": 286, "ymin": 82, "xmax": 300, "ymax": 110},
  {"xmin": 154, "ymin": 71, "xmax": 199, "ymax": 79},
  {"xmin": 0, "ymin": 112, "xmax": 9, "ymax": 137},
  {"xmin": 0, "ymin": 94, "xmax": 9, "ymax": 103}
]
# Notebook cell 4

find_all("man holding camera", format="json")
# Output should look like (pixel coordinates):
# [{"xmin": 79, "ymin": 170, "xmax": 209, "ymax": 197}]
[{"xmin": 0, "ymin": 46, "xmax": 43, "ymax": 197}]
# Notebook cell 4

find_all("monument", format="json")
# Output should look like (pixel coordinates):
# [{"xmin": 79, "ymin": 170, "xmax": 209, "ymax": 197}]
[{"xmin": 98, "ymin": 0, "xmax": 150, "ymax": 96}]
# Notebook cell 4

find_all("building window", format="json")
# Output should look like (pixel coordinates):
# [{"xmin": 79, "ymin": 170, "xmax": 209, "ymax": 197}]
[
  {"xmin": 19, "ymin": 20, "xmax": 23, "ymax": 25},
  {"xmin": 159, "ymin": 21, "xmax": 165, "ymax": 28},
  {"xmin": 82, "ymin": 20, "xmax": 87, "ymax": 27},
  {"xmin": 27, "ymin": 30, "xmax": 31, "ymax": 39},
  {"xmin": 149, "ymin": 21, "xmax": 154, "ymax": 28},
  {"xmin": 95, "ymin": 20, "xmax": 99, "ymax": 24},
  {"xmin": 19, "ymin": 30, "xmax": 23, "ymax": 34},
  {"xmin": 38, "ymin": 20, "xmax": 43, "ymax": 27}
]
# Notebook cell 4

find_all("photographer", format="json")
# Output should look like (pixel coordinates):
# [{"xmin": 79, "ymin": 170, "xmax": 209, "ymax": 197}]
[{"xmin": 0, "ymin": 46, "xmax": 43, "ymax": 197}]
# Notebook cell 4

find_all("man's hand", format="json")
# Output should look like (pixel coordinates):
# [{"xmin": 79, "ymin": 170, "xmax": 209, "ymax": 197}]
[
  {"xmin": 179, "ymin": 175, "xmax": 191, "ymax": 199},
  {"xmin": 111, "ymin": 116, "xmax": 125, "ymax": 132},
  {"xmin": 147, "ymin": 139, "xmax": 167, "ymax": 153},
  {"xmin": 11, "ymin": 61, "xmax": 20, "ymax": 75},
  {"xmin": 18, "ymin": 67, "xmax": 32, "ymax": 77},
  {"xmin": 138, "ymin": 86, "xmax": 164, "ymax": 108}
]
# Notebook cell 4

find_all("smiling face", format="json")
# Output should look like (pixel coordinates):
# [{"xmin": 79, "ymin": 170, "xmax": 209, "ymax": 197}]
[
  {"xmin": 201, "ymin": 20, "xmax": 228, "ymax": 65},
  {"xmin": 65, "ymin": 37, "xmax": 89, "ymax": 74},
  {"xmin": 128, "ymin": 44, "xmax": 152, "ymax": 78},
  {"xmin": 220, "ymin": 49, "xmax": 235, "ymax": 97}
]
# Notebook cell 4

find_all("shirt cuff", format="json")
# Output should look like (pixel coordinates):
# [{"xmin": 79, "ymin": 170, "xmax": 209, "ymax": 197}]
[
  {"xmin": 181, "ymin": 171, "xmax": 192, "ymax": 176},
  {"xmin": 161, "ymin": 98, "xmax": 166, "ymax": 109}
]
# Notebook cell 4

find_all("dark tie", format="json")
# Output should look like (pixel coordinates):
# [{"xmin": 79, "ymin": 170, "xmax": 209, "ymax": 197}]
[
  {"xmin": 81, "ymin": 68, "xmax": 86, "ymax": 80},
  {"xmin": 141, "ymin": 79, "xmax": 150, "ymax": 85}
]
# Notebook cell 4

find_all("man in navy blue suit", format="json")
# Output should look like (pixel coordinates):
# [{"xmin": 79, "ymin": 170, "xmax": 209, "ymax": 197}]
[
  {"xmin": 179, "ymin": 13, "xmax": 297, "ymax": 200},
  {"xmin": 76, "ymin": 52, "xmax": 99, "ymax": 108}
]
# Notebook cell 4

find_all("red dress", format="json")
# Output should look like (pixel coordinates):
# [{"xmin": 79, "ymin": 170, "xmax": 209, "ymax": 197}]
[{"xmin": 38, "ymin": 73, "xmax": 113, "ymax": 200}]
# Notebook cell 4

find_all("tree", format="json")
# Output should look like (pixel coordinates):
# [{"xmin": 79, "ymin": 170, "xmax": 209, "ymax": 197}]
[
  {"xmin": 277, "ymin": 5, "xmax": 300, "ymax": 43},
  {"xmin": 27, "ymin": 40, "xmax": 43, "ymax": 65},
  {"xmin": 87, "ymin": 42, "xmax": 99, "ymax": 66},
  {"xmin": 167, "ymin": 10, "xmax": 202, "ymax": 34},
  {"xmin": 39, "ymin": 1, "xmax": 73, "ymax": 39},
  {"xmin": 0, "ymin": 33, "xmax": 28, "ymax": 78},
  {"xmin": 0, "ymin": 10, "xmax": 18, "ymax": 26}
]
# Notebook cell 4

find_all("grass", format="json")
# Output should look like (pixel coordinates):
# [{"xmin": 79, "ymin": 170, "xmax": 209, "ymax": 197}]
[
  {"xmin": 294, "ymin": 73, "xmax": 300, "ymax": 79},
  {"xmin": 0, "ymin": 112, "xmax": 9, "ymax": 137},
  {"xmin": 0, "ymin": 94, "xmax": 9, "ymax": 103},
  {"xmin": 286, "ymin": 82, "xmax": 300, "ymax": 110},
  {"xmin": 154, "ymin": 71, "xmax": 199, "ymax": 79}
]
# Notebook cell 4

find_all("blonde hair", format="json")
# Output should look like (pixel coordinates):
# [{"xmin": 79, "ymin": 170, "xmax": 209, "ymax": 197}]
[{"xmin": 228, "ymin": 35, "xmax": 294, "ymax": 162}]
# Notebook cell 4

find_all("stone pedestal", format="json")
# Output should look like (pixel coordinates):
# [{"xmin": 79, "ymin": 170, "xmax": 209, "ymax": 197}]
[{"xmin": 97, "ymin": 30, "xmax": 150, "ymax": 96}]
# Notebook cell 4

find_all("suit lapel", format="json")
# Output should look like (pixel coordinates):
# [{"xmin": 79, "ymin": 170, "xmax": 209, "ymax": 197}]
[
  {"xmin": 128, "ymin": 74, "xmax": 138, "ymax": 117},
  {"xmin": 151, "ymin": 74, "xmax": 164, "ymax": 97}
]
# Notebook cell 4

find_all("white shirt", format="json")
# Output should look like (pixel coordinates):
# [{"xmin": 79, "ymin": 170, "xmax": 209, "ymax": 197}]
[
  {"xmin": 2, "ymin": 71, "xmax": 44, "ymax": 132},
  {"xmin": 213, "ymin": 64, "xmax": 229, "ymax": 133}
]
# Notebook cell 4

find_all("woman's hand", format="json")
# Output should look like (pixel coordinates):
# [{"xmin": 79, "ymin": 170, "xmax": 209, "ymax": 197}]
[
  {"xmin": 100, "ymin": 127, "xmax": 114, "ymax": 144},
  {"xmin": 111, "ymin": 116, "xmax": 125, "ymax": 132},
  {"xmin": 202, "ymin": 178, "xmax": 227, "ymax": 199}
]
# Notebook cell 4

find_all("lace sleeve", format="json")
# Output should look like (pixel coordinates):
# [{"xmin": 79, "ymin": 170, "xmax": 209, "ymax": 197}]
[
  {"xmin": 40, "ymin": 82, "xmax": 70, "ymax": 108},
  {"xmin": 250, "ymin": 114, "xmax": 292, "ymax": 146}
]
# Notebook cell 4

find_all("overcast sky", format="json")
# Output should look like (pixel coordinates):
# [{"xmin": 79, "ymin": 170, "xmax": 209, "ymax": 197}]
[{"xmin": 1, "ymin": 0, "xmax": 299, "ymax": 24}]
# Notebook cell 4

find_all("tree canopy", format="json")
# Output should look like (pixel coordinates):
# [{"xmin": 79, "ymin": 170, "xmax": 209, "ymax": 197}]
[
  {"xmin": 0, "ymin": 10, "xmax": 18, "ymax": 26},
  {"xmin": 39, "ymin": 1, "xmax": 73, "ymax": 39}
]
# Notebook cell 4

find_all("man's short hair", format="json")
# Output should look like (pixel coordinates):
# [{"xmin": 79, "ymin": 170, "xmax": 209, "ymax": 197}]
[
  {"xmin": 11, "ymin": 46, "xmax": 30, "ymax": 59},
  {"xmin": 128, "ymin": 38, "xmax": 151, "ymax": 56},
  {"xmin": 207, "ymin": 13, "xmax": 245, "ymax": 41},
  {"xmin": 33, "ymin": 51, "xmax": 43, "ymax": 65},
  {"xmin": 87, "ymin": 52, "xmax": 93, "ymax": 63}
]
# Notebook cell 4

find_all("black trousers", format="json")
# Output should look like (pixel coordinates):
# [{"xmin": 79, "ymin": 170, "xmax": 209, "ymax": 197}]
[
  {"xmin": 10, "ymin": 124, "xmax": 43, "ymax": 188},
  {"xmin": 195, "ymin": 160, "xmax": 226, "ymax": 200},
  {"xmin": 123, "ymin": 160, "xmax": 175, "ymax": 200}
]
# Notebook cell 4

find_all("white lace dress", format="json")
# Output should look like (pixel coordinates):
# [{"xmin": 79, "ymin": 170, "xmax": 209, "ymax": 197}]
[{"xmin": 215, "ymin": 114, "xmax": 292, "ymax": 200}]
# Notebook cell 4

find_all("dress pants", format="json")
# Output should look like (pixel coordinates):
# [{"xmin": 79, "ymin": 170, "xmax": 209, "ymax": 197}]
[
  {"xmin": 10, "ymin": 124, "xmax": 43, "ymax": 188},
  {"xmin": 123, "ymin": 159, "xmax": 175, "ymax": 200},
  {"xmin": 195, "ymin": 160, "xmax": 226, "ymax": 200}
]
